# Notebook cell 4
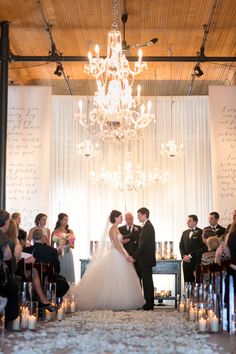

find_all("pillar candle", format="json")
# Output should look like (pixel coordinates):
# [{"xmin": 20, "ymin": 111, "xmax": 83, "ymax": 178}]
[
  {"xmin": 198, "ymin": 317, "xmax": 207, "ymax": 332},
  {"xmin": 57, "ymin": 308, "xmax": 64, "ymax": 321},
  {"xmin": 21, "ymin": 315, "xmax": 28, "ymax": 329},
  {"xmin": 27, "ymin": 315, "xmax": 37, "ymax": 330},
  {"xmin": 12, "ymin": 316, "xmax": 21, "ymax": 331},
  {"xmin": 208, "ymin": 309, "xmax": 214, "ymax": 318},
  {"xmin": 210, "ymin": 315, "xmax": 219, "ymax": 332},
  {"xmin": 45, "ymin": 309, "xmax": 52, "ymax": 321},
  {"xmin": 189, "ymin": 308, "xmax": 195, "ymax": 321},
  {"xmin": 70, "ymin": 302, "xmax": 76, "ymax": 313},
  {"xmin": 179, "ymin": 303, "xmax": 185, "ymax": 313}
]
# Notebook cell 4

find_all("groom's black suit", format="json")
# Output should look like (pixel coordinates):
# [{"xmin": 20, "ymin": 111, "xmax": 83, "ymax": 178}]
[{"xmin": 133, "ymin": 220, "xmax": 156, "ymax": 309}]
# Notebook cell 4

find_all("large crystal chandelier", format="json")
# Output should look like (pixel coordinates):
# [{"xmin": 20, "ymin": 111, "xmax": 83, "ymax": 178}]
[
  {"xmin": 77, "ymin": 0, "xmax": 155, "ymax": 142},
  {"xmin": 90, "ymin": 154, "xmax": 169, "ymax": 191},
  {"xmin": 160, "ymin": 98, "xmax": 184, "ymax": 158}
]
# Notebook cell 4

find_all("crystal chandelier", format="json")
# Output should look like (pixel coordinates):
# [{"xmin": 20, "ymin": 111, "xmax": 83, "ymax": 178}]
[
  {"xmin": 90, "ymin": 154, "xmax": 169, "ymax": 191},
  {"xmin": 76, "ymin": 0, "xmax": 155, "ymax": 142},
  {"xmin": 160, "ymin": 98, "xmax": 184, "ymax": 158},
  {"xmin": 77, "ymin": 140, "xmax": 100, "ymax": 158}
]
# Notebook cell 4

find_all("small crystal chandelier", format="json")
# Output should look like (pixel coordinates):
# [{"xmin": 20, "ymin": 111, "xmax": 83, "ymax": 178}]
[
  {"xmin": 90, "ymin": 153, "xmax": 168, "ymax": 191},
  {"xmin": 77, "ymin": 140, "xmax": 100, "ymax": 158},
  {"xmin": 76, "ymin": 0, "xmax": 155, "ymax": 142},
  {"xmin": 160, "ymin": 98, "xmax": 184, "ymax": 158}
]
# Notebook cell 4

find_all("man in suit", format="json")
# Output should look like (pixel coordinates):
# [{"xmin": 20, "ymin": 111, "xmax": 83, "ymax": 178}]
[
  {"xmin": 179, "ymin": 214, "xmax": 203, "ymax": 283},
  {"xmin": 204, "ymin": 211, "xmax": 226, "ymax": 238},
  {"xmin": 119, "ymin": 212, "xmax": 142, "ymax": 280},
  {"xmin": 24, "ymin": 228, "xmax": 60, "ymax": 274},
  {"xmin": 130, "ymin": 207, "xmax": 156, "ymax": 311}
]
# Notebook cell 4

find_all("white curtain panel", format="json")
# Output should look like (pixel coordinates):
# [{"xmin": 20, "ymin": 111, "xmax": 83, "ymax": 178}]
[{"xmin": 50, "ymin": 95, "xmax": 212, "ymax": 280}]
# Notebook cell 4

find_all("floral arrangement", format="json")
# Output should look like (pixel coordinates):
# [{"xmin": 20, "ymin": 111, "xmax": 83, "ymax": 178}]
[{"xmin": 53, "ymin": 232, "xmax": 75, "ymax": 256}]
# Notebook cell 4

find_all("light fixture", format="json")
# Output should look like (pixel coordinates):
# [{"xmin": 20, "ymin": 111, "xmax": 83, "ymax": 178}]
[
  {"xmin": 193, "ymin": 64, "xmax": 204, "ymax": 77},
  {"xmin": 77, "ymin": 140, "xmax": 100, "ymax": 158},
  {"xmin": 90, "ymin": 153, "xmax": 169, "ymax": 191},
  {"xmin": 75, "ymin": 0, "xmax": 155, "ymax": 143},
  {"xmin": 54, "ymin": 62, "xmax": 63, "ymax": 77},
  {"xmin": 160, "ymin": 98, "xmax": 184, "ymax": 158}
]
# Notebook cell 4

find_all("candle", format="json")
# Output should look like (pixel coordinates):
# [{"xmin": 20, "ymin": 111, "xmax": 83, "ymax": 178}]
[
  {"xmin": 12, "ymin": 316, "xmax": 21, "ymax": 331},
  {"xmin": 21, "ymin": 315, "xmax": 28, "ymax": 329},
  {"xmin": 198, "ymin": 309, "xmax": 204, "ymax": 319},
  {"xmin": 57, "ymin": 308, "xmax": 64, "ymax": 321},
  {"xmin": 28, "ymin": 315, "xmax": 37, "ymax": 330},
  {"xmin": 208, "ymin": 309, "xmax": 214, "ymax": 318},
  {"xmin": 198, "ymin": 317, "xmax": 207, "ymax": 332},
  {"xmin": 179, "ymin": 303, "xmax": 185, "ymax": 313},
  {"xmin": 70, "ymin": 301, "xmax": 76, "ymax": 313},
  {"xmin": 210, "ymin": 315, "xmax": 219, "ymax": 332},
  {"xmin": 189, "ymin": 307, "xmax": 195, "ymax": 321},
  {"xmin": 45, "ymin": 309, "xmax": 52, "ymax": 321}
]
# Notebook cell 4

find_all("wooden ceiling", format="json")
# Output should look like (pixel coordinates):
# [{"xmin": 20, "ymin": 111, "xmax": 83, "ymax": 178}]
[{"xmin": 0, "ymin": 0, "xmax": 236, "ymax": 95}]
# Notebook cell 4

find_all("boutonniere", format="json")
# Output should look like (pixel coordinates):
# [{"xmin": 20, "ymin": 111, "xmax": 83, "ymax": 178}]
[{"xmin": 134, "ymin": 226, "xmax": 139, "ymax": 232}]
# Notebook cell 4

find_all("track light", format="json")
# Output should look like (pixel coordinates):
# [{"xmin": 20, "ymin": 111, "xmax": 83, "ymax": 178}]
[
  {"xmin": 54, "ymin": 63, "xmax": 63, "ymax": 77},
  {"xmin": 193, "ymin": 64, "xmax": 204, "ymax": 77}
]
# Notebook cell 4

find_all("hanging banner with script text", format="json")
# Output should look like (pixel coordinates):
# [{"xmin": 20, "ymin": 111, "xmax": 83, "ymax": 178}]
[
  {"xmin": 209, "ymin": 86, "xmax": 236, "ymax": 226},
  {"xmin": 6, "ymin": 86, "xmax": 51, "ymax": 230}
]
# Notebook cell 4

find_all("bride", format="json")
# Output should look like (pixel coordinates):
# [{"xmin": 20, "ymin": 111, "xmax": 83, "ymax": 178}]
[{"xmin": 76, "ymin": 210, "xmax": 145, "ymax": 310}]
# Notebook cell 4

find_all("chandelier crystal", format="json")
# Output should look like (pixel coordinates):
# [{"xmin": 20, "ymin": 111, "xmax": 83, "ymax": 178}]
[
  {"xmin": 77, "ymin": 140, "xmax": 100, "ymax": 158},
  {"xmin": 90, "ymin": 154, "xmax": 169, "ymax": 191},
  {"xmin": 76, "ymin": 0, "xmax": 155, "ymax": 142},
  {"xmin": 160, "ymin": 98, "xmax": 184, "ymax": 158}
]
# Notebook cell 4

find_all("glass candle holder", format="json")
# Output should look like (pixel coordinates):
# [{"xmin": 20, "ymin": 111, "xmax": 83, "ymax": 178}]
[{"xmin": 45, "ymin": 282, "xmax": 57, "ymax": 304}]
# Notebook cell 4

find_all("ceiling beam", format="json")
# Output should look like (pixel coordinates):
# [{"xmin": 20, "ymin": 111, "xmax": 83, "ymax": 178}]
[{"xmin": 8, "ymin": 55, "xmax": 236, "ymax": 62}]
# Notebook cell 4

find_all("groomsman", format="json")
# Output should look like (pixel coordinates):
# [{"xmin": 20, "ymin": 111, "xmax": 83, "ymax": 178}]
[
  {"xmin": 179, "ymin": 215, "xmax": 203, "ymax": 282},
  {"xmin": 119, "ymin": 212, "xmax": 142, "ymax": 280},
  {"xmin": 131, "ymin": 207, "xmax": 156, "ymax": 311},
  {"xmin": 204, "ymin": 211, "xmax": 226, "ymax": 238}
]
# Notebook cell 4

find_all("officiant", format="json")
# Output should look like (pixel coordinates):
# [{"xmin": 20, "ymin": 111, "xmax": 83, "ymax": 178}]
[{"xmin": 119, "ymin": 212, "xmax": 142, "ymax": 280}]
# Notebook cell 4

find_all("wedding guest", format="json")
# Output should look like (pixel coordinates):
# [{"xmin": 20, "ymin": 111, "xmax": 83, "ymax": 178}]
[
  {"xmin": 52, "ymin": 213, "xmax": 75, "ymax": 283},
  {"xmin": 28, "ymin": 213, "xmax": 51, "ymax": 245},
  {"xmin": 179, "ymin": 214, "xmax": 203, "ymax": 282},
  {"xmin": 5, "ymin": 219, "xmax": 22, "ymax": 275},
  {"xmin": 0, "ymin": 210, "xmax": 19, "ymax": 324},
  {"xmin": 225, "ymin": 221, "xmax": 236, "ymax": 291},
  {"xmin": 11, "ymin": 212, "xmax": 27, "ymax": 247},
  {"xmin": 119, "ymin": 212, "xmax": 142, "ymax": 280},
  {"xmin": 203, "ymin": 211, "xmax": 226, "ymax": 238},
  {"xmin": 200, "ymin": 236, "xmax": 220, "ymax": 265},
  {"xmin": 24, "ymin": 228, "xmax": 69, "ymax": 298},
  {"xmin": 132, "ymin": 207, "xmax": 156, "ymax": 310},
  {"xmin": 195, "ymin": 228, "xmax": 216, "ymax": 267}
]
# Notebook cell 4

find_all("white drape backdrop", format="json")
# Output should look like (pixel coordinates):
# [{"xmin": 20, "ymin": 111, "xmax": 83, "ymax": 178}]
[{"xmin": 50, "ymin": 95, "xmax": 212, "ymax": 282}]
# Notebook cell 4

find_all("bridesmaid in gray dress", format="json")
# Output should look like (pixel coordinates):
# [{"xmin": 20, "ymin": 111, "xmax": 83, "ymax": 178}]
[{"xmin": 52, "ymin": 213, "xmax": 75, "ymax": 283}]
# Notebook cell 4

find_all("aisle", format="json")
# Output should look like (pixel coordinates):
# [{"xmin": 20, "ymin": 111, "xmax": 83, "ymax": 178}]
[{"xmin": 2, "ymin": 310, "xmax": 236, "ymax": 354}]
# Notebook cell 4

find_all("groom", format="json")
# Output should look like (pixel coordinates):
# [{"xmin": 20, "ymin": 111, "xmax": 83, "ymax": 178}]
[{"xmin": 129, "ymin": 207, "xmax": 156, "ymax": 310}]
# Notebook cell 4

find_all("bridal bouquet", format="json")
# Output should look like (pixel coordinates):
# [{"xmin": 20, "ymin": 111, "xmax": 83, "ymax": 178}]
[{"xmin": 53, "ymin": 232, "xmax": 75, "ymax": 256}]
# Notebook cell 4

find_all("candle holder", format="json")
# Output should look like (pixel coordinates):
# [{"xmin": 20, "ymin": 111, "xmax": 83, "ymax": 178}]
[
  {"xmin": 20, "ymin": 282, "xmax": 33, "ymax": 306},
  {"xmin": 155, "ymin": 242, "xmax": 162, "ymax": 260},
  {"xmin": 45, "ymin": 282, "xmax": 57, "ymax": 304}
]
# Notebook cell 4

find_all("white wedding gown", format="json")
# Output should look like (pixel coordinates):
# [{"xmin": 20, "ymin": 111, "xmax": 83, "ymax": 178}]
[{"xmin": 76, "ymin": 233, "xmax": 145, "ymax": 310}]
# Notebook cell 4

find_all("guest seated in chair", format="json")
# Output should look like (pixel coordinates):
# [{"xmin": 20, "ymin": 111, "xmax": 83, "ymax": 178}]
[
  {"xmin": 24, "ymin": 228, "xmax": 69, "ymax": 298},
  {"xmin": 200, "ymin": 236, "xmax": 220, "ymax": 265}
]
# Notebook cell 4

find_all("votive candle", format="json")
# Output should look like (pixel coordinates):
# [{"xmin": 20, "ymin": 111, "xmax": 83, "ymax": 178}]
[{"xmin": 27, "ymin": 315, "xmax": 37, "ymax": 330}]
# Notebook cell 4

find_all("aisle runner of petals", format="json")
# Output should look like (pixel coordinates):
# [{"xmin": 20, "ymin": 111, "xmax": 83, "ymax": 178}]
[{"xmin": 3, "ymin": 310, "xmax": 225, "ymax": 354}]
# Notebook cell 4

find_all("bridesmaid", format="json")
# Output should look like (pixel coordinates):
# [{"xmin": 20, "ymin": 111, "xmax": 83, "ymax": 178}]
[
  {"xmin": 51, "ymin": 213, "xmax": 75, "ymax": 283},
  {"xmin": 28, "ymin": 213, "xmax": 51, "ymax": 245}
]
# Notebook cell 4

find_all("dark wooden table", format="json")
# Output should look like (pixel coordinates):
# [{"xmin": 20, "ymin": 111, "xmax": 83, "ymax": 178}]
[{"xmin": 80, "ymin": 259, "xmax": 182, "ymax": 308}]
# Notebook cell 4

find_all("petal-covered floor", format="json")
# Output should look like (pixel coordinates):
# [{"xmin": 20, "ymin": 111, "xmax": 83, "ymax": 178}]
[{"xmin": 2, "ymin": 310, "xmax": 236, "ymax": 354}]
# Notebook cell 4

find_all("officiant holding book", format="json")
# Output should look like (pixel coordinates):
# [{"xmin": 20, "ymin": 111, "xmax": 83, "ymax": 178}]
[{"xmin": 119, "ymin": 212, "xmax": 142, "ymax": 281}]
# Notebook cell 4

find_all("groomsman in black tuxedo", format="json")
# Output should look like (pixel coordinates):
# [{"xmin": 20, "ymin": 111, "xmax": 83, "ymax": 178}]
[
  {"xmin": 119, "ymin": 212, "xmax": 142, "ymax": 280},
  {"xmin": 130, "ymin": 207, "xmax": 156, "ymax": 311},
  {"xmin": 204, "ymin": 211, "xmax": 226, "ymax": 238},
  {"xmin": 179, "ymin": 215, "xmax": 203, "ymax": 283}
]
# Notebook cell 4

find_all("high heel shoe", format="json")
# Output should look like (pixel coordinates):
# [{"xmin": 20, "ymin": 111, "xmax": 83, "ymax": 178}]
[{"xmin": 38, "ymin": 301, "xmax": 57, "ymax": 312}]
